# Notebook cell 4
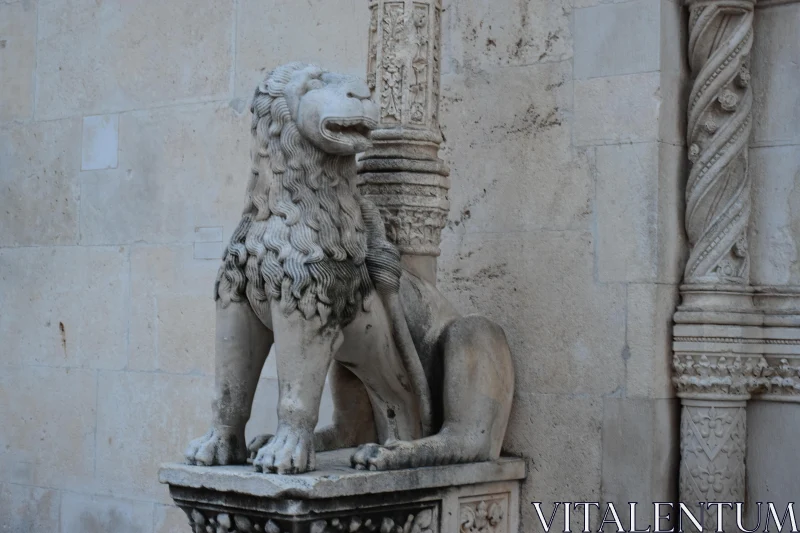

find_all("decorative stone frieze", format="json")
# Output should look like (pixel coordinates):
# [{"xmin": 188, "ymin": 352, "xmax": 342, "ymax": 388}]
[
  {"xmin": 184, "ymin": 505, "xmax": 437, "ymax": 533},
  {"xmin": 358, "ymin": 0, "xmax": 450, "ymax": 264},
  {"xmin": 459, "ymin": 498, "xmax": 507, "ymax": 533},
  {"xmin": 683, "ymin": 0, "xmax": 755, "ymax": 285}
]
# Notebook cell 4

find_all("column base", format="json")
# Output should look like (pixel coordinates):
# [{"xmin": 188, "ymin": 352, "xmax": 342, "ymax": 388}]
[{"xmin": 159, "ymin": 448, "xmax": 525, "ymax": 533}]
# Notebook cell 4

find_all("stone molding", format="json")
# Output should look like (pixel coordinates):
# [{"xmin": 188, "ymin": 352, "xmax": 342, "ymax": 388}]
[
  {"xmin": 358, "ymin": 0, "xmax": 449, "ymax": 259},
  {"xmin": 683, "ymin": 0, "xmax": 754, "ymax": 285},
  {"xmin": 674, "ymin": 285, "xmax": 800, "ymax": 402}
]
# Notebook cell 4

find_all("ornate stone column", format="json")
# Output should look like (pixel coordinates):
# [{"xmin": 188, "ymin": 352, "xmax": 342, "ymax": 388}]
[
  {"xmin": 674, "ymin": 1, "xmax": 761, "ymax": 529},
  {"xmin": 684, "ymin": 0, "xmax": 754, "ymax": 286},
  {"xmin": 358, "ymin": 0, "xmax": 450, "ymax": 284}
]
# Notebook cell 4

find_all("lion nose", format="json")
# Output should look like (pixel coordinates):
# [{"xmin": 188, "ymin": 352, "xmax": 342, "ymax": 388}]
[{"xmin": 345, "ymin": 81, "xmax": 372, "ymax": 101}]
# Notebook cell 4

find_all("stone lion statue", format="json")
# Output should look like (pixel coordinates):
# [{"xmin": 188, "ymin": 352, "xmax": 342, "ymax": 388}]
[{"xmin": 185, "ymin": 62, "xmax": 514, "ymax": 474}]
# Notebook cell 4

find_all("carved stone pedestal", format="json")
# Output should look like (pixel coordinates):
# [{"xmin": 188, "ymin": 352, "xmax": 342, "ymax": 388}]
[{"xmin": 160, "ymin": 449, "xmax": 525, "ymax": 533}]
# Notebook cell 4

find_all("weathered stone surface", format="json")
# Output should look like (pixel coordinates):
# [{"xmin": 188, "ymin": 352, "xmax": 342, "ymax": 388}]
[
  {"xmin": 80, "ymin": 103, "xmax": 250, "ymax": 245},
  {"xmin": 750, "ymin": 146, "xmax": 800, "ymax": 286},
  {"xmin": 504, "ymin": 393, "xmax": 602, "ymax": 532},
  {"xmin": 0, "ymin": 118, "xmax": 81, "ymax": 247},
  {"xmin": 440, "ymin": 62, "xmax": 591, "ymax": 234},
  {"xmin": 0, "ymin": 483, "xmax": 60, "ymax": 533},
  {"xmin": 656, "ymin": 142, "xmax": 688, "ymax": 284},
  {"xmin": 0, "ymin": 366, "xmax": 96, "ymax": 489},
  {"xmin": 153, "ymin": 504, "xmax": 191, "ymax": 533},
  {"xmin": 156, "ymin": 294, "xmax": 216, "ymax": 375},
  {"xmin": 161, "ymin": 448, "xmax": 525, "ymax": 499},
  {"xmin": 59, "ymin": 493, "xmax": 154, "ymax": 533},
  {"xmin": 128, "ymin": 245, "xmax": 218, "ymax": 372},
  {"xmin": 574, "ymin": 0, "xmax": 661, "ymax": 80},
  {"xmin": 95, "ymin": 371, "xmax": 213, "ymax": 503},
  {"xmin": 601, "ymin": 398, "xmax": 679, "ymax": 522},
  {"xmin": 0, "ymin": 246, "xmax": 128, "ymax": 369},
  {"xmin": 751, "ymin": 3, "xmax": 800, "ymax": 146},
  {"xmin": 745, "ymin": 401, "xmax": 800, "ymax": 522},
  {"xmin": 596, "ymin": 143, "xmax": 659, "ymax": 283},
  {"xmin": 36, "ymin": 0, "xmax": 234, "ymax": 120},
  {"xmin": 442, "ymin": 0, "xmax": 572, "ymax": 69},
  {"xmin": 596, "ymin": 142, "xmax": 685, "ymax": 285},
  {"xmin": 234, "ymin": 0, "xmax": 368, "ymax": 98},
  {"xmin": 574, "ymin": 72, "xmax": 661, "ymax": 146},
  {"xmin": 0, "ymin": 0, "xmax": 36, "ymax": 121},
  {"xmin": 82, "ymin": 114, "xmax": 119, "ymax": 171},
  {"xmin": 627, "ymin": 283, "xmax": 679, "ymax": 399},
  {"xmin": 439, "ymin": 231, "xmax": 626, "ymax": 396}
]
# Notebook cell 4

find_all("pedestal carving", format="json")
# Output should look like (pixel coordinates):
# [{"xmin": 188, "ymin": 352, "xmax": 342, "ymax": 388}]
[{"xmin": 160, "ymin": 451, "xmax": 524, "ymax": 533}]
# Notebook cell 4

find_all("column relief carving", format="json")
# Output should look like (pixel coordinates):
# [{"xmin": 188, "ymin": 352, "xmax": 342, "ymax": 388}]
[{"xmin": 359, "ymin": 0, "xmax": 449, "ymax": 265}]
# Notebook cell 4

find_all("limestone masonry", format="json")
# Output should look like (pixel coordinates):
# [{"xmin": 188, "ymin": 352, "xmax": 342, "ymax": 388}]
[{"xmin": 1, "ymin": 0, "xmax": 799, "ymax": 532}]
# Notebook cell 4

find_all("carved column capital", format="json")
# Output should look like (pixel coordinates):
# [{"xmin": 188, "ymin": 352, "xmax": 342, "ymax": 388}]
[
  {"xmin": 672, "ymin": 353, "xmax": 768, "ymax": 400},
  {"xmin": 359, "ymin": 0, "xmax": 450, "ymax": 264}
]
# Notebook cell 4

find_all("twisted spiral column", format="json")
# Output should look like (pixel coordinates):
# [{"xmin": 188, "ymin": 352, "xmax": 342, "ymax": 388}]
[
  {"xmin": 676, "ymin": 4, "xmax": 757, "ymax": 529},
  {"xmin": 684, "ymin": 0, "xmax": 754, "ymax": 285}
]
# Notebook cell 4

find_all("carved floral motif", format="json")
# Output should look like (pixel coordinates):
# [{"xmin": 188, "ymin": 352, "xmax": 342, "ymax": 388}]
[
  {"xmin": 672, "ymin": 353, "xmax": 767, "ymax": 397},
  {"xmin": 378, "ymin": 205, "xmax": 449, "ymax": 256},
  {"xmin": 431, "ymin": 5, "xmax": 440, "ymax": 125},
  {"xmin": 679, "ymin": 404, "xmax": 746, "ymax": 531},
  {"xmin": 185, "ymin": 508, "xmax": 436, "ymax": 533},
  {"xmin": 410, "ymin": 4, "xmax": 429, "ymax": 124},
  {"xmin": 763, "ymin": 358, "xmax": 800, "ymax": 396},
  {"xmin": 380, "ymin": 3, "xmax": 405, "ymax": 122},
  {"xmin": 367, "ymin": 4, "xmax": 379, "ymax": 90},
  {"xmin": 683, "ymin": 0, "xmax": 755, "ymax": 284},
  {"xmin": 460, "ymin": 500, "xmax": 505, "ymax": 533}
]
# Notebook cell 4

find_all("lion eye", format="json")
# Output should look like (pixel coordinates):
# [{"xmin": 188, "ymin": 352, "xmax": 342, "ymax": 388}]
[{"xmin": 306, "ymin": 79, "xmax": 324, "ymax": 91}]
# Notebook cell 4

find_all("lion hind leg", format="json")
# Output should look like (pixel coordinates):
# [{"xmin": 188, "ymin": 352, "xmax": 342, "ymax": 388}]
[{"xmin": 351, "ymin": 314, "xmax": 514, "ymax": 471}]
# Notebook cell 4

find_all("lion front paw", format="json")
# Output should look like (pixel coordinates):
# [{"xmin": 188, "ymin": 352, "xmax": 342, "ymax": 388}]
[
  {"xmin": 185, "ymin": 427, "xmax": 247, "ymax": 466},
  {"xmin": 252, "ymin": 424, "xmax": 315, "ymax": 474},
  {"xmin": 246, "ymin": 433, "xmax": 272, "ymax": 463}
]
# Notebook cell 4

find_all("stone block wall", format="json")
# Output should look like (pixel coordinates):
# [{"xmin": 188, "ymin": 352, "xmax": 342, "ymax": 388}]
[
  {"xmin": 0, "ymin": 1, "xmax": 686, "ymax": 532},
  {"xmin": 437, "ymin": 0, "xmax": 687, "ymax": 529}
]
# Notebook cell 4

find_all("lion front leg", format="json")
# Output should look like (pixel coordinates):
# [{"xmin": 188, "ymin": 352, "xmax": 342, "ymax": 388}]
[
  {"xmin": 186, "ymin": 300, "xmax": 273, "ymax": 466},
  {"xmin": 252, "ymin": 301, "xmax": 344, "ymax": 474}
]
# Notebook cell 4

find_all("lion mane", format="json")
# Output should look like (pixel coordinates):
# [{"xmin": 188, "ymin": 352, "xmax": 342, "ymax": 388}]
[{"xmin": 216, "ymin": 62, "xmax": 401, "ymax": 326}]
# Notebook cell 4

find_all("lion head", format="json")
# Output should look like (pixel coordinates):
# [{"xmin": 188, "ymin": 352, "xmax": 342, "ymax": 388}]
[
  {"xmin": 280, "ymin": 64, "xmax": 379, "ymax": 155},
  {"xmin": 216, "ymin": 63, "xmax": 400, "ymax": 325}
]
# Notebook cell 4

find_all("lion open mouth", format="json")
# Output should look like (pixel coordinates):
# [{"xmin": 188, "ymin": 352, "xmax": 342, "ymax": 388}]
[{"xmin": 322, "ymin": 117, "xmax": 377, "ymax": 143}]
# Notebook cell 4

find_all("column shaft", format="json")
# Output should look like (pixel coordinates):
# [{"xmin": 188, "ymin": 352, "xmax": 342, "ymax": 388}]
[{"xmin": 358, "ymin": 0, "xmax": 450, "ymax": 283}]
